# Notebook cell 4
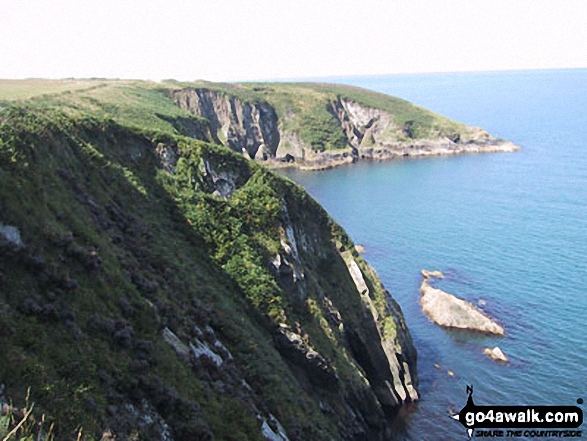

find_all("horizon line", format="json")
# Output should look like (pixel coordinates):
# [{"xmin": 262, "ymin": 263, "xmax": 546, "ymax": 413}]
[{"xmin": 1, "ymin": 66, "xmax": 586, "ymax": 84}]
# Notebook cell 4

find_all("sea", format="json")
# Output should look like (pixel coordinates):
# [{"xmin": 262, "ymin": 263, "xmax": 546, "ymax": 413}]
[{"xmin": 278, "ymin": 69, "xmax": 587, "ymax": 440}]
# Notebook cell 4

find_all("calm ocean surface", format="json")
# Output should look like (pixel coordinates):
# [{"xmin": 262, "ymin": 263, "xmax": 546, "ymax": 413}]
[{"xmin": 279, "ymin": 69, "xmax": 587, "ymax": 440}]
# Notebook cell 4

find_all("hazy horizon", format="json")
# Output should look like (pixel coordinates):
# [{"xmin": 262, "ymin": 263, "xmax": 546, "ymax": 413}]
[
  {"xmin": 1, "ymin": 0, "xmax": 586, "ymax": 82},
  {"xmin": 2, "ymin": 67, "xmax": 587, "ymax": 84}
]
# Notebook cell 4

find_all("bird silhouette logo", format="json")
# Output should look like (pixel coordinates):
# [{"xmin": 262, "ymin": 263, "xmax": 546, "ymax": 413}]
[{"xmin": 452, "ymin": 385, "xmax": 477, "ymax": 439}]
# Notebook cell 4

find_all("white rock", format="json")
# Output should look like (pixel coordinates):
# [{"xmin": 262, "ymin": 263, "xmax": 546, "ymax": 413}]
[
  {"xmin": 261, "ymin": 414, "xmax": 290, "ymax": 441},
  {"xmin": 162, "ymin": 328, "xmax": 190, "ymax": 358},
  {"xmin": 484, "ymin": 347, "xmax": 508, "ymax": 363},
  {"xmin": 0, "ymin": 224, "xmax": 23, "ymax": 247},
  {"xmin": 420, "ymin": 271, "xmax": 504, "ymax": 335},
  {"xmin": 189, "ymin": 340, "xmax": 223, "ymax": 366},
  {"xmin": 348, "ymin": 259, "xmax": 369, "ymax": 296}
]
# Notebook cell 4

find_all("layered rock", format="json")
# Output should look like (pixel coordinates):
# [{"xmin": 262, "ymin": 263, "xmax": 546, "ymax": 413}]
[
  {"xmin": 0, "ymin": 109, "xmax": 420, "ymax": 440},
  {"xmin": 172, "ymin": 88, "xmax": 280, "ymax": 160},
  {"xmin": 419, "ymin": 270, "xmax": 504, "ymax": 335},
  {"xmin": 173, "ymin": 88, "xmax": 520, "ymax": 171},
  {"xmin": 265, "ymin": 195, "xmax": 419, "ymax": 425}
]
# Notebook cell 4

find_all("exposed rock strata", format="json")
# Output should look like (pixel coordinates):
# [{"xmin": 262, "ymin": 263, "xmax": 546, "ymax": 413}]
[
  {"xmin": 340, "ymin": 254, "xmax": 419, "ymax": 407},
  {"xmin": 172, "ymin": 88, "xmax": 280, "ymax": 160},
  {"xmin": 173, "ymin": 88, "xmax": 520, "ymax": 171},
  {"xmin": 419, "ymin": 270, "xmax": 504, "ymax": 335},
  {"xmin": 269, "ymin": 200, "xmax": 419, "ymax": 420},
  {"xmin": 1, "ymin": 84, "xmax": 424, "ymax": 440}
]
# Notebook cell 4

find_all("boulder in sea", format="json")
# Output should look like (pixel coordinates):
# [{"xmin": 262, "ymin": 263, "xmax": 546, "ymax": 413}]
[
  {"xmin": 419, "ymin": 270, "xmax": 504, "ymax": 335},
  {"xmin": 421, "ymin": 269, "xmax": 444, "ymax": 279},
  {"xmin": 484, "ymin": 347, "xmax": 508, "ymax": 363}
]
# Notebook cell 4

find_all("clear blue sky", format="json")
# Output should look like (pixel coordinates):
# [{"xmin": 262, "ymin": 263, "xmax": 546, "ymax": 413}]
[{"xmin": 1, "ymin": 0, "xmax": 586, "ymax": 81}]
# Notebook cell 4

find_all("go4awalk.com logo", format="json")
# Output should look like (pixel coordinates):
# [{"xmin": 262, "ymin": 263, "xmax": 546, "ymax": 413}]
[{"xmin": 451, "ymin": 386, "xmax": 583, "ymax": 439}]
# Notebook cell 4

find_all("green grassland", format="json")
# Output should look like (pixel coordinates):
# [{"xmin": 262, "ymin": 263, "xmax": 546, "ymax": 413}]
[
  {"xmin": 0, "ymin": 80, "xmax": 418, "ymax": 440},
  {"xmin": 1, "ymin": 79, "xmax": 470, "ymax": 152}
]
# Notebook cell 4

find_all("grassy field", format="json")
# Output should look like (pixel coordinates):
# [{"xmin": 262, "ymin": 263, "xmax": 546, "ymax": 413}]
[
  {"xmin": 1, "ymin": 78, "xmax": 471, "ymax": 151},
  {"xmin": 0, "ymin": 79, "xmax": 106, "ymax": 100}
]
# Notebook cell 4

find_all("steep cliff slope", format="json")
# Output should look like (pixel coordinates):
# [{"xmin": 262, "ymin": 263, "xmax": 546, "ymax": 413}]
[
  {"xmin": 170, "ymin": 82, "xmax": 519, "ymax": 169},
  {"xmin": 0, "ymin": 88, "xmax": 417, "ymax": 440},
  {"xmin": 0, "ymin": 79, "xmax": 519, "ymax": 172}
]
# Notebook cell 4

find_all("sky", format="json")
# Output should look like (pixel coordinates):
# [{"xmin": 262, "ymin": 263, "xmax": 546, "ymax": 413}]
[{"xmin": 1, "ymin": 0, "xmax": 586, "ymax": 82}]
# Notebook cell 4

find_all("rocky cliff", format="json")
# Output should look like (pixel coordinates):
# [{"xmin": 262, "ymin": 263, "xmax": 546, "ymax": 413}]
[
  {"xmin": 172, "ymin": 88, "xmax": 280, "ymax": 161},
  {"xmin": 171, "ymin": 83, "xmax": 519, "ymax": 170},
  {"xmin": 0, "ymin": 93, "xmax": 417, "ymax": 441}
]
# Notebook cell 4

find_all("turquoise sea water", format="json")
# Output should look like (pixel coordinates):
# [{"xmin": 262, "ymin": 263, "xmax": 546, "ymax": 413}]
[{"xmin": 280, "ymin": 69, "xmax": 587, "ymax": 440}]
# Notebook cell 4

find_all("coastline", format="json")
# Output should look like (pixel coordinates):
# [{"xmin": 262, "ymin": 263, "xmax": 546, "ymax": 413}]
[{"xmin": 265, "ymin": 138, "xmax": 521, "ymax": 172}]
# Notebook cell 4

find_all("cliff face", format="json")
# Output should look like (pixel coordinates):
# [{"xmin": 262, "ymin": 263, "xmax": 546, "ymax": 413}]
[
  {"xmin": 172, "ymin": 85, "xmax": 519, "ymax": 170},
  {"xmin": 172, "ymin": 88, "xmax": 280, "ymax": 160},
  {"xmin": 0, "ymin": 78, "xmax": 523, "ymax": 440},
  {"xmin": 0, "ymin": 107, "xmax": 417, "ymax": 440}
]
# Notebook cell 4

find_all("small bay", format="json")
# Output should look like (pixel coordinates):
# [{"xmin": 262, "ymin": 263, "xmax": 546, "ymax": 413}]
[{"xmin": 279, "ymin": 69, "xmax": 587, "ymax": 439}]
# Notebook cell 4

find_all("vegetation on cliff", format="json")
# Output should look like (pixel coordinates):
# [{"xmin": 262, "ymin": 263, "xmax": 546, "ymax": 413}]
[
  {"xmin": 0, "ymin": 80, "xmax": 418, "ymax": 440},
  {"xmin": 0, "ymin": 78, "xmax": 513, "ymax": 172}
]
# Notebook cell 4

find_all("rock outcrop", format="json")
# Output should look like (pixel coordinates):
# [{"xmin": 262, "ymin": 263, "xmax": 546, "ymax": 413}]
[
  {"xmin": 172, "ymin": 88, "xmax": 280, "ymax": 160},
  {"xmin": 484, "ymin": 347, "xmax": 508, "ymax": 363},
  {"xmin": 172, "ymin": 86, "xmax": 520, "ymax": 171},
  {"xmin": 0, "ymin": 107, "xmax": 419, "ymax": 441},
  {"xmin": 0, "ymin": 223, "xmax": 23, "ymax": 247},
  {"xmin": 419, "ymin": 270, "xmax": 504, "ymax": 335}
]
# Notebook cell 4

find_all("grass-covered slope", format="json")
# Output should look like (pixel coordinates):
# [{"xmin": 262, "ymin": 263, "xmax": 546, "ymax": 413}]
[
  {"xmin": 0, "ymin": 78, "xmax": 516, "ymax": 172},
  {"xmin": 0, "ymin": 79, "xmax": 210, "ymax": 135},
  {"xmin": 168, "ymin": 80, "xmax": 468, "ymax": 144},
  {"xmin": 0, "ymin": 78, "xmax": 459, "ymax": 140},
  {"xmin": 0, "ymin": 87, "xmax": 417, "ymax": 441}
]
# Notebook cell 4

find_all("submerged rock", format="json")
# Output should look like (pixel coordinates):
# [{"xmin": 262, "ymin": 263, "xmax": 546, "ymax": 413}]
[
  {"xmin": 484, "ymin": 347, "xmax": 508, "ymax": 363},
  {"xmin": 421, "ymin": 269, "xmax": 444, "ymax": 279},
  {"xmin": 419, "ymin": 270, "xmax": 504, "ymax": 335}
]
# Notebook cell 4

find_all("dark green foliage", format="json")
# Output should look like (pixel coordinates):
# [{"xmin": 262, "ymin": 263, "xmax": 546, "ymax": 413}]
[
  {"xmin": 0, "ymin": 107, "xmax": 346, "ymax": 439},
  {"xmin": 0, "ymin": 110, "xmax": 260, "ymax": 438},
  {"xmin": 296, "ymin": 105, "xmax": 348, "ymax": 151},
  {"xmin": 0, "ymin": 80, "xmax": 419, "ymax": 440}
]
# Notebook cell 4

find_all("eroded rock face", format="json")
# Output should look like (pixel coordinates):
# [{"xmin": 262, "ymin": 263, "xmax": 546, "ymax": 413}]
[
  {"xmin": 199, "ymin": 157, "xmax": 239, "ymax": 199},
  {"xmin": 172, "ymin": 88, "xmax": 280, "ymax": 160},
  {"xmin": 329, "ymin": 97, "xmax": 395, "ymax": 149},
  {"xmin": 273, "ymin": 325, "xmax": 339, "ymax": 389},
  {"xmin": 342, "ymin": 256, "xmax": 419, "ymax": 408},
  {"xmin": 266, "ymin": 195, "xmax": 419, "ymax": 436},
  {"xmin": 270, "ymin": 207, "xmax": 307, "ymax": 302},
  {"xmin": 173, "ymin": 89, "xmax": 520, "ymax": 171},
  {"xmin": 420, "ymin": 270, "xmax": 504, "ymax": 335}
]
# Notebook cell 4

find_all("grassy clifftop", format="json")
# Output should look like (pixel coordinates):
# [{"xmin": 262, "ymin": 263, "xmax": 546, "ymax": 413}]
[
  {"xmin": 0, "ymin": 83, "xmax": 417, "ymax": 440},
  {"xmin": 1, "ymin": 79, "xmax": 519, "ymax": 172},
  {"xmin": 0, "ymin": 79, "xmax": 464, "ymax": 134}
]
